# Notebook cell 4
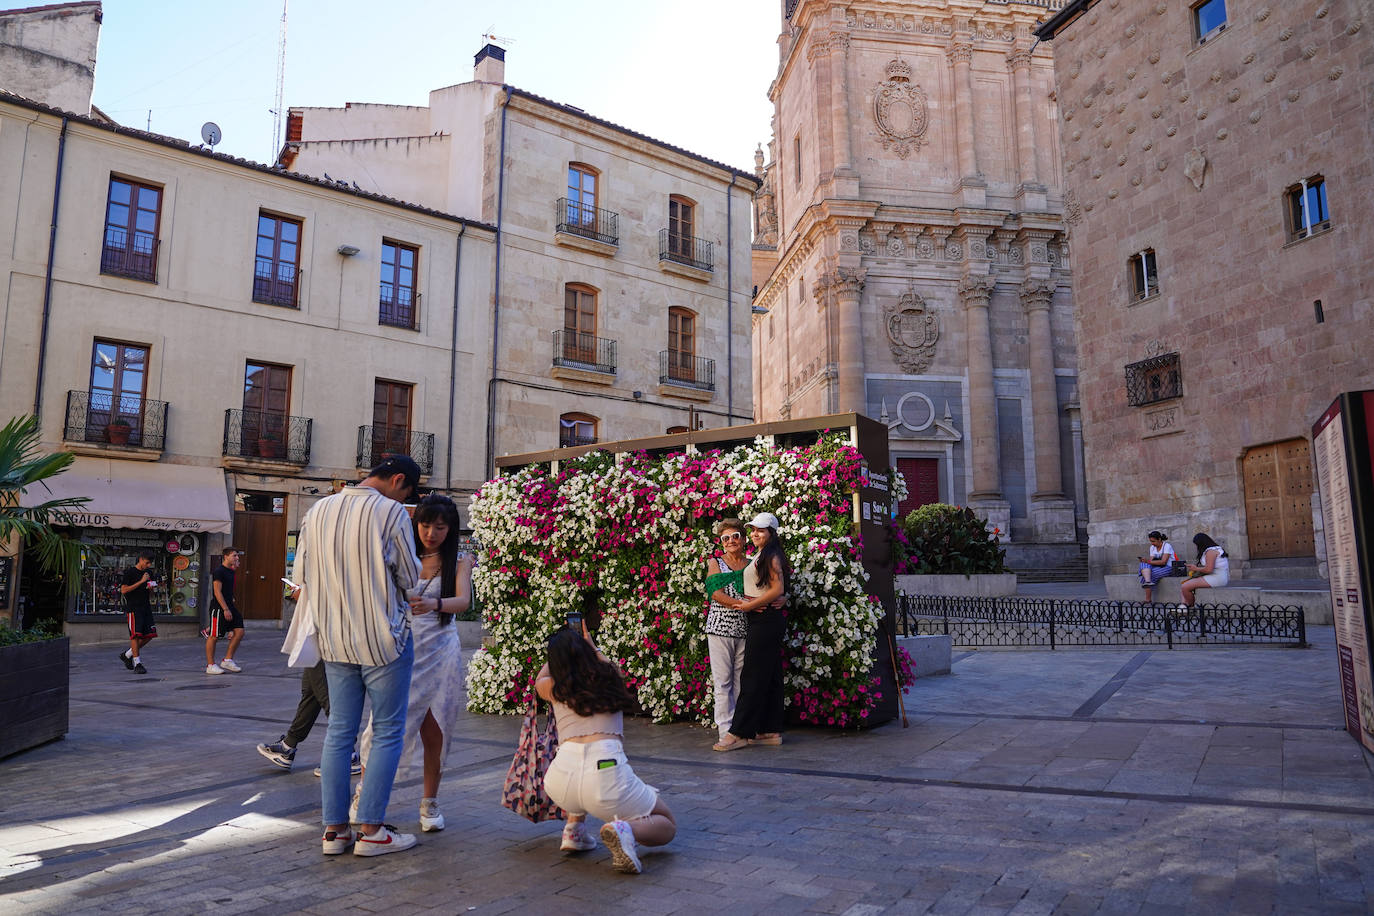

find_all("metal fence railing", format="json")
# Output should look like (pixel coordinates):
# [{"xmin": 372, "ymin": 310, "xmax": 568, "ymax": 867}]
[
  {"xmin": 223, "ymin": 409, "xmax": 312, "ymax": 464},
  {"xmin": 658, "ymin": 351, "xmax": 716, "ymax": 391},
  {"xmin": 555, "ymin": 198, "xmax": 619, "ymax": 247},
  {"xmin": 64, "ymin": 389, "xmax": 168, "ymax": 451},
  {"xmin": 356, "ymin": 425, "xmax": 435, "ymax": 476},
  {"xmin": 897, "ymin": 594, "xmax": 1306, "ymax": 648},
  {"xmin": 552, "ymin": 330, "xmax": 616, "ymax": 374},
  {"xmin": 658, "ymin": 229, "xmax": 713, "ymax": 272}
]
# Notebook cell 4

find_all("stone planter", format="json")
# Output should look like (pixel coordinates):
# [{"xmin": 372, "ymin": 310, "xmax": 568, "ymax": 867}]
[
  {"xmin": 895, "ymin": 573, "xmax": 1018, "ymax": 597},
  {"xmin": 0, "ymin": 636, "xmax": 70, "ymax": 759}
]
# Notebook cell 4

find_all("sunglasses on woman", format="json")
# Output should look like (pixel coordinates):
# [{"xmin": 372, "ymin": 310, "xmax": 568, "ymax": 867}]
[{"xmin": 720, "ymin": 533, "xmax": 742, "ymax": 543}]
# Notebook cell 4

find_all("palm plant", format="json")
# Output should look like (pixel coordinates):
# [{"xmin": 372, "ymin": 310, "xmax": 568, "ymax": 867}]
[{"xmin": 0, "ymin": 415, "xmax": 92, "ymax": 596}]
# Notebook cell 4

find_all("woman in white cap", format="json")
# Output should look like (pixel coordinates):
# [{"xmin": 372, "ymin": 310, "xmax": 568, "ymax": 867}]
[{"xmin": 712, "ymin": 512, "xmax": 791, "ymax": 751}]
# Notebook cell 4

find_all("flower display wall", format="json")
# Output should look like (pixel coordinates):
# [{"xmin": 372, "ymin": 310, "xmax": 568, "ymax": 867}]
[{"xmin": 466, "ymin": 434, "xmax": 907, "ymax": 727}]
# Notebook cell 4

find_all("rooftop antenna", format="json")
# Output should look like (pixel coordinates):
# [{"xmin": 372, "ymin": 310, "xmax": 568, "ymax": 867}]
[
  {"xmin": 270, "ymin": 0, "xmax": 289, "ymax": 162},
  {"xmin": 481, "ymin": 25, "xmax": 516, "ymax": 47},
  {"xmin": 201, "ymin": 122, "xmax": 222, "ymax": 150}
]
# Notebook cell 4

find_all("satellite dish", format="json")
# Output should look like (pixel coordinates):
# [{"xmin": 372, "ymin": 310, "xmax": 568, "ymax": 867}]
[{"xmin": 200, "ymin": 122, "xmax": 222, "ymax": 148}]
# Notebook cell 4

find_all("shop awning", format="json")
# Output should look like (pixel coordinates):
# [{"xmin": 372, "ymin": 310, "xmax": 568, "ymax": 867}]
[{"xmin": 25, "ymin": 457, "xmax": 234, "ymax": 534}]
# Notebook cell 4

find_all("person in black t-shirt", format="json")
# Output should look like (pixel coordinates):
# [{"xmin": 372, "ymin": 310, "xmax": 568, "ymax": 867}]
[
  {"xmin": 204, "ymin": 547, "xmax": 245, "ymax": 674},
  {"xmin": 118, "ymin": 550, "xmax": 159, "ymax": 674}
]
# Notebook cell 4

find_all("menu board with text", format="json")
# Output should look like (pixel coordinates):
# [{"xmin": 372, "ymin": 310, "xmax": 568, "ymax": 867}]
[{"xmin": 1312, "ymin": 391, "xmax": 1374, "ymax": 753}]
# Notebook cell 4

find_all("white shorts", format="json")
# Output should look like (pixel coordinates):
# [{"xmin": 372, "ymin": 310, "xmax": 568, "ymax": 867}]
[
  {"xmin": 543, "ymin": 738, "xmax": 658, "ymax": 822},
  {"xmin": 1201, "ymin": 571, "xmax": 1229, "ymax": 588}
]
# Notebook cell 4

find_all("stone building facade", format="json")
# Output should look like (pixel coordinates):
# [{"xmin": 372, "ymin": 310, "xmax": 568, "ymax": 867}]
[
  {"xmin": 752, "ymin": 0, "xmax": 1082, "ymax": 552},
  {"xmin": 0, "ymin": 88, "xmax": 496, "ymax": 636},
  {"xmin": 281, "ymin": 47, "xmax": 760, "ymax": 467},
  {"xmin": 1037, "ymin": 0, "xmax": 1374, "ymax": 574}
]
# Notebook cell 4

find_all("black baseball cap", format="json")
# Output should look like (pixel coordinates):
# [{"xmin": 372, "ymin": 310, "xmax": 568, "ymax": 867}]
[{"xmin": 368, "ymin": 455, "xmax": 422, "ymax": 492}]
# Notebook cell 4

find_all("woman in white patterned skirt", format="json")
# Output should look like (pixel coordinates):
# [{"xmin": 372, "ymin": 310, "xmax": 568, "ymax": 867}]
[{"xmin": 355, "ymin": 494, "xmax": 473, "ymax": 832}]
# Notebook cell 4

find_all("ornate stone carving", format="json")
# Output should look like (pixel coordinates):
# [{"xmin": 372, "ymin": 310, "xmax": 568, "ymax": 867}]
[
  {"xmin": 887, "ymin": 233, "xmax": 905, "ymax": 256},
  {"xmin": 806, "ymin": 39, "xmax": 830, "ymax": 63},
  {"xmin": 1021, "ymin": 278, "xmax": 1056, "ymax": 312},
  {"xmin": 884, "ymin": 289, "xmax": 940, "ymax": 373},
  {"xmin": 945, "ymin": 242, "xmax": 962, "ymax": 260},
  {"xmin": 841, "ymin": 232, "xmax": 860, "ymax": 251},
  {"xmin": 873, "ymin": 58, "xmax": 930, "ymax": 159},
  {"xmin": 915, "ymin": 236, "xmax": 935, "ymax": 259},
  {"xmin": 957, "ymin": 273, "xmax": 995, "ymax": 305},
  {"xmin": 752, "ymin": 145, "xmax": 778, "ymax": 247},
  {"xmin": 859, "ymin": 234, "xmax": 876, "ymax": 254},
  {"xmin": 1184, "ymin": 147, "xmax": 1207, "ymax": 190},
  {"xmin": 946, "ymin": 42, "xmax": 973, "ymax": 65}
]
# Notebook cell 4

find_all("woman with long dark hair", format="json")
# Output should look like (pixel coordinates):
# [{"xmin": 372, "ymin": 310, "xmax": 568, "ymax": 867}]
[
  {"xmin": 537, "ymin": 623, "xmax": 676, "ymax": 874},
  {"xmin": 1179, "ymin": 532, "xmax": 1229, "ymax": 613},
  {"xmin": 356, "ymin": 494, "xmax": 473, "ymax": 832},
  {"xmin": 713, "ymin": 512, "xmax": 791, "ymax": 752}
]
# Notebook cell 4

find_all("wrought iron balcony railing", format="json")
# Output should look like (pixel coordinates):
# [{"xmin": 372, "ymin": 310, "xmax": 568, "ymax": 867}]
[
  {"xmin": 356, "ymin": 426, "xmax": 435, "ymax": 477},
  {"xmin": 1125, "ymin": 352, "xmax": 1181, "ymax": 407},
  {"xmin": 253, "ymin": 261, "xmax": 299, "ymax": 308},
  {"xmin": 379, "ymin": 290, "xmax": 420, "ymax": 329},
  {"xmin": 555, "ymin": 198, "xmax": 619, "ymax": 247},
  {"xmin": 658, "ymin": 351, "xmax": 716, "ymax": 391},
  {"xmin": 659, "ymin": 229, "xmax": 713, "ymax": 272},
  {"xmin": 223, "ymin": 409, "xmax": 312, "ymax": 464},
  {"xmin": 552, "ymin": 330, "xmax": 617, "ymax": 374},
  {"xmin": 64, "ymin": 389, "xmax": 168, "ymax": 450},
  {"xmin": 100, "ymin": 227, "xmax": 159, "ymax": 282},
  {"xmin": 559, "ymin": 432, "xmax": 598, "ymax": 449}
]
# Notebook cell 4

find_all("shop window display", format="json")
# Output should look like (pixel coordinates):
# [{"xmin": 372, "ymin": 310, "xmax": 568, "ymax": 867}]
[{"xmin": 73, "ymin": 528, "xmax": 203, "ymax": 618}]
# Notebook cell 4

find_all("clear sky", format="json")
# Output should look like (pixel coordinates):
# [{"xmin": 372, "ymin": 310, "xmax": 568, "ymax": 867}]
[{"xmin": 88, "ymin": 0, "xmax": 781, "ymax": 172}]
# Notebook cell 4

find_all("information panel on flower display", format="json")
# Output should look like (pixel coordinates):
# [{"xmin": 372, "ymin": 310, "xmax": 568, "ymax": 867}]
[
  {"xmin": 469, "ymin": 413, "xmax": 908, "ymax": 728},
  {"xmin": 1312, "ymin": 391, "xmax": 1374, "ymax": 753}
]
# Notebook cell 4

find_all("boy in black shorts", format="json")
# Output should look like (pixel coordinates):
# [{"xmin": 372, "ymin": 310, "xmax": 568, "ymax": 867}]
[
  {"xmin": 118, "ymin": 550, "xmax": 159, "ymax": 674},
  {"xmin": 204, "ymin": 547, "xmax": 245, "ymax": 674}
]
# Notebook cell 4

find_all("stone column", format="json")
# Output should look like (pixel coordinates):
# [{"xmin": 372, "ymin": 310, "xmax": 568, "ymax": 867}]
[
  {"xmin": 1021, "ymin": 277, "xmax": 1077, "ymax": 543},
  {"xmin": 947, "ymin": 41, "xmax": 979, "ymax": 181},
  {"xmin": 959, "ymin": 273, "xmax": 998, "ymax": 498},
  {"xmin": 1008, "ymin": 44, "xmax": 1046, "ymax": 210},
  {"xmin": 828, "ymin": 30, "xmax": 859, "ymax": 195},
  {"xmin": 828, "ymin": 267, "xmax": 867, "ymax": 415}
]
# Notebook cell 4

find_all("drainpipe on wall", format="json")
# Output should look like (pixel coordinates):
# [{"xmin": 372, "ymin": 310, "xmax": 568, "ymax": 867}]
[
  {"xmin": 726, "ymin": 174, "xmax": 736, "ymax": 426},
  {"xmin": 445, "ymin": 224, "xmax": 465, "ymax": 493},
  {"xmin": 484, "ymin": 87, "xmax": 513, "ymax": 478},
  {"xmin": 35, "ymin": 116, "xmax": 69, "ymax": 420}
]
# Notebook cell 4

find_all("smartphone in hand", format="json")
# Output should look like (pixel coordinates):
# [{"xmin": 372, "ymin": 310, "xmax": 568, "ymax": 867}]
[{"xmin": 281, "ymin": 577, "xmax": 300, "ymax": 589}]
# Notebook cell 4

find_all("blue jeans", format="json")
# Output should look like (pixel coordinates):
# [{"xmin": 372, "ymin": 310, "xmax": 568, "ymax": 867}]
[{"xmin": 321, "ymin": 633, "xmax": 413, "ymax": 827}]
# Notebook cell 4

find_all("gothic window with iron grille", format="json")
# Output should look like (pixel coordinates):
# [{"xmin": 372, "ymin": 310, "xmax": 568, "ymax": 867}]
[{"xmin": 1125, "ymin": 353, "xmax": 1182, "ymax": 407}]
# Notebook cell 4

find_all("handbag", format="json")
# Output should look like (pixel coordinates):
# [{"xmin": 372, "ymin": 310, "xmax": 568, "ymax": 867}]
[
  {"xmin": 501, "ymin": 692, "xmax": 566, "ymax": 823},
  {"xmin": 281, "ymin": 595, "xmax": 320, "ymax": 668}
]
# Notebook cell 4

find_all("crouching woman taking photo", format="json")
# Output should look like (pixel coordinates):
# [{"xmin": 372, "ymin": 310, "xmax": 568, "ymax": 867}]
[{"xmin": 535, "ymin": 625, "xmax": 676, "ymax": 874}]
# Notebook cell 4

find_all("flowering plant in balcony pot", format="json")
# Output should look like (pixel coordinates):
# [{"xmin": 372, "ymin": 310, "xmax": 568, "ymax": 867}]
[{"xmin": 105, "ymin": 417, "xmax": 132, "ymax": 445}]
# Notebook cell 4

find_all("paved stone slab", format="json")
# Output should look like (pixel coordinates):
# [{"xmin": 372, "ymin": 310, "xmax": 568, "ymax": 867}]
[{"xmin": 2, "ymin": 625, "xmax": 1373, "ymax": 914}]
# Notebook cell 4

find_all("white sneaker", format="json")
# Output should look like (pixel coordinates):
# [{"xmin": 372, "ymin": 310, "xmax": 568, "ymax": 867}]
[
  {"xmin": 219, "ymin": 658, "xmax": 241, "ymax": 672},
  {"xmin": 419, "ymin": 798, "xmax": 445, "ymax": 832},
  {"xmin": 205, "ymin": 663, "xmax": 224, "ymax": 675},
  {"xmin": 321, "ymin": 827, "xmax": 354, "ymax": 855},
  {"xmin": 560, "ymin": 820, "xmax": 596, "ymax": 852},
  {"xmin": 352, "ymin": 824, "xmax": 416, "ymax": 856},
  {"xmin": 599, "ymin": 819, "xmax": 642, "ymax": 874}
]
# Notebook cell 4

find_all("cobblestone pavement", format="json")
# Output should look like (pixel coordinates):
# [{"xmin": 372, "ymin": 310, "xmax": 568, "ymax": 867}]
[{"xmin": 3, "ymin": 624, "xmax": 1373, "ymax": 915}]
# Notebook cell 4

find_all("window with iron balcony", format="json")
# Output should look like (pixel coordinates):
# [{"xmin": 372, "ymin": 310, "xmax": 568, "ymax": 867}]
[
  {"xmin": 101, "ymin": 177, "xmax": 161, "ymax": 283},
  {"xmin": 253, "ymin": 212, "xmax": 302, "ymax": 308}
]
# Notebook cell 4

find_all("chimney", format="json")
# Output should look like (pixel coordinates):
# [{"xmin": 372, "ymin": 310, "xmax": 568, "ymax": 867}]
[{"xmin": 474, "ymin": 43, "xmax": 506, "ymax": 83}]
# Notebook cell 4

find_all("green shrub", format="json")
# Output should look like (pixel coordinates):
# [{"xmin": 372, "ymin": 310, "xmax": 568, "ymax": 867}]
[
  {"xmin": 0, "ymin": 619, "xmax": 62, "ymax": 647},
  {"xmin": 900, "ymin": 503, "xmax": 1006, "ymax": 575}
]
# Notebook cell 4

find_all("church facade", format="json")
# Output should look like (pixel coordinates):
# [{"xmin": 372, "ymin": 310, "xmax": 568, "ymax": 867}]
[{"xmin": 752, "ymin": 0, "xmax": 1080, "ymax": 551}]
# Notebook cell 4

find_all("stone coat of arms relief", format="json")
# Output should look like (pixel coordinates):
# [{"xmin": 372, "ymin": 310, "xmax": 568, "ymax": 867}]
[
  {"xmin": 884, "ymin": 290, "xmax": 940, "ymax": 373},
  {"xmin": 873, "ymin": 58, "xmax": 929, "ymax": 159}
]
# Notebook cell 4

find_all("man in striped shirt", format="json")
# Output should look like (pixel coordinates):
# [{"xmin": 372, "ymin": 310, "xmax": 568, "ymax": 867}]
[{"xmin": 295, "ymin": 455, "xmax": 422, "ymax": 857}]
